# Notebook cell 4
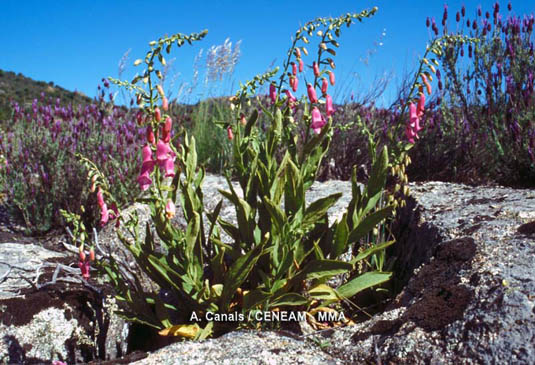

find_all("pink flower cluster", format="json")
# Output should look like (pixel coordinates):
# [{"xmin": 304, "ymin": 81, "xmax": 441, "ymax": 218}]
[
  {"xmin": 78, "ymin": 247, "xmax": 95, "ymax": 279},
  {"xmin": 405, "ymin": 93, "xmax": 426, "ymax": 143},
  {"xmin": 266, "ymin": 47, "xmax": 337, "ymax": 135},
  {"xmin": 137, "ymin": 140, "xmax": 176, "ymax": 191},
  {"xmin": 137, "ymin": 116, "xmax": 176, "ymax": 191},
  {"xmin": 97, "ymin": 188, "xmax": 118, "ymax": 227}
]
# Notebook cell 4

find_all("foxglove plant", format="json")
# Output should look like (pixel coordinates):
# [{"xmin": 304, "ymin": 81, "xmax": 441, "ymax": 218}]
[{"xmin": 59, "ymin": 7, "xmax": 470, "ymax": 342}]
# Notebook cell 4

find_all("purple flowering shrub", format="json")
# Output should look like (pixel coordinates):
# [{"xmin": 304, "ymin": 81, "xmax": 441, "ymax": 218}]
[
  {"xmin": 414, "ymin": 1, "xmax": 535, "ymax": 186},
  {"xmin": 0, "ymin": 88, "xmax": 147, "ymax": 234}
]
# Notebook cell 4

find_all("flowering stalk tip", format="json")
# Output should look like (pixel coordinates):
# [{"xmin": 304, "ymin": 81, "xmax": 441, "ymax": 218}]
[{"xmin": 307, "ymin": 83, "xmax": 318, "ymax": 104}]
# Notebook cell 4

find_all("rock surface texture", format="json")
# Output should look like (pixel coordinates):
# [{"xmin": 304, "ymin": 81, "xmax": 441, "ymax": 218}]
[
  {"xmin": 133, "ymin": 180, "xmax": 535, "ymax": 365},
  {"xmin": 1, "ymin": 178, "xmax": 534, "ymax": 364}
]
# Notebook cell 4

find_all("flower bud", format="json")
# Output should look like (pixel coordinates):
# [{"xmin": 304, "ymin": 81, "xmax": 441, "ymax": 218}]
[
  {"xmin": 240, "ymin": 113, "xmax": 247, "ymax": 126},
  {"xmin": 291, "ymin": 62, "xmax": 297, "ymax": 76},
  {"xmin": 136, "ymin": 94, "xmax": 143, "ymax": 105},
  {"xmin": 154, "ymin": 107, "xmax": 161, "ymax": 122},
  {"xmin": 162, "ymin": 117, "xmax": 172, "ymax": 142},
  {"xmin": 307, "ymin": 83, "xmax": 318, "ymax": 104},
  {"xmin": 295, "ymin": 48, "xmax": 301, "ymax": 58},
  {"xmin": 326, "ymin": 94, "xmax": 334, "ymax": 117},
  {"xmin": 313, "ymin": 62, "xmax": 320, "ymax": 77},
  {"xmin": 165, "ymin": 199, "xmax": 176, "ymax": 219},
  {"xmin": 292, "ymin": 76, "xmax": 299, "ymax": 92},
  {"xmin": 162, "ymin": 97, "xmax": 169, "ymax": 111},
  {"xmin": 147, "ymin": 126, "xmax": 155, "ymax": 144},
  {"xmin": 269, "ymin": 82, "xmax": 277, "ymax": 104},
  {"xmin": 89, "ymin": 248, "xmax": 95, "ymax": 261},
  {"xmin": 227, "ymin": 126, "xmax": 234, "ymax": 140},
  {"xmin": 321, "ymin": 78, "xmax": 328, "ymax": 94},
  {"xmin": 156, "ymin": 85, "xmax": 165, "ymax": 97},
  {"xmin": 79, "ymin": 246, "xmax": 86, "ymax": 261},
  {"xmin": 298, "ymin": 58, "xmax": 304, "ymax": 73},
  {"xmin": 328, "ymin": 71, "xmax": 335, "ymax": 86}
]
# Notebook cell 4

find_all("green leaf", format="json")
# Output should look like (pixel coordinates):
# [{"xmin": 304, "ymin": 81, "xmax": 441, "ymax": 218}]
[
  {"xmin": 347, "ymin": 206, "xmax": 393, "ymax": 244},
  {"xmin": 270, "ymin": 293, "xmax": 309, "ymax": 307},
  {"xmin": 335, "ymin": 271, "xmax": 392, "ymax": 299},
  {"xmin": 293, "ymin": 259, "xmax": 353, "ymax": 284},
  {"xmin": 243, "ymin": 289, "xmax": 271, "ymax": 310},
  {"xmin": 351, "ymin": 240, "xmax": 395, "ymax": 264},
  {"xmin": 367, "ymin": 146, "xmax": 388, "ymax": 197},
  {"xmin": 263, "ymin": 196, "xmax": 286, "ymax": 232},
  {"xmin": 303, "ymin": 193, "xmax": 342, "ymax": 226},
  {"xmin": 331, "ymin": 214, "xmax": 349, "ymax": 258},
  {"xmin": 244, "ymin": 109, "xmax": 258, "ymax": 137},
  {"xmin": 220, "ymin": 244, "xmax": 265, "ymax": 311},
  {"xmin": 309, "ymin": 284, "xmax": 339, "ymax": 301}
]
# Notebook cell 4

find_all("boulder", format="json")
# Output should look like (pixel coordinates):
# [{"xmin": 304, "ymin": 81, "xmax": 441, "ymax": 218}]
[
  {"xmin": 320, "ymin": 181, "xmax": 535, "ymax": 364},
  {"xmin": 0, "ymin": 230, "xmax": 129, "ymax": 364},
  {"xmin": 130, "ymin": 181, "xmax": 535, "ymax": 364},
  {"xmin": 3, "ymin": 179, "xmax": 534, "ymax": 364}
]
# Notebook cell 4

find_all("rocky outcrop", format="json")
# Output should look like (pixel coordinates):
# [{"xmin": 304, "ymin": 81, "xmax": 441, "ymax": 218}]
[
  {"xmin": 131, "ymin": 180, "xmax": 535, "ymax": 364},
  {"xmin": 0, "ymin": 229, "xmax": 129, "ymax": 364},
  {"xmin": 2, "ymin": 179, "xmax": 534, "ymax": 364},
  {"xmin": 320, "ymin": 181, "xmax": 535, "ymax": 364}
]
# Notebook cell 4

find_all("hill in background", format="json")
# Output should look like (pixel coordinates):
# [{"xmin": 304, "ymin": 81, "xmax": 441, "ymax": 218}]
[{"xmin": 0, "ymin": 69, "xmax": 94, "ymax": 121}]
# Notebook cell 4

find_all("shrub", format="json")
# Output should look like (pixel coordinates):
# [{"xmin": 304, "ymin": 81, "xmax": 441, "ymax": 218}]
[
  {"xmin": 412, "ymin": 2, "xmax": 535, "ymax": 186},
  {"xmin": 0, "ymin": 91, "xmax": 146, "ymax": 234}
]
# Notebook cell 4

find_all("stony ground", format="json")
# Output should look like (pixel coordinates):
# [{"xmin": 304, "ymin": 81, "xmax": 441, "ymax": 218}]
[{"xmin": 1, "ymin": 179, "xmax": 534, "ymax": 364}]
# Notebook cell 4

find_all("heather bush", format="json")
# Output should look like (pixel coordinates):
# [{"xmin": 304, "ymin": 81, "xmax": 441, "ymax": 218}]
[
  {"xmin": 0, "ymin": 90, "xmax": 146, "ymax": 233},
  {"xmin": 412, "ymin": 1, "xmax": 535, "ymax": 186}
]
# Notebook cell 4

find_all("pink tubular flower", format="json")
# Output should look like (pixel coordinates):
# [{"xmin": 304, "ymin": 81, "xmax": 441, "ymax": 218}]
[
  {"xmin": 405, "ymin": 125, "xmax": 417, "ymax": 144},
  {"xmin": 285, "ymin": 89, "xmax": 297, "ymax": 109},
  {"xmin": 417, "ymin": 93, "xmax": 425, "ymax": 120},
  {"xmin": 162, "ymin": 117, "xmax": 172, "ymax": 143},
  {"xmin": 162, "ymin": 157, "xmax": 175, "ymax": 178},
  {"xmin": 165, "ymin": 199, "xmax": 176, "ymax": 219},
  {"xmin": 156, "ymin": 139, "xmax": 176, "ymax": 177},
  {"xmin": 307, "ymin": 83, "xmax": 318, "ymax": 104},
  {"xmin": 137, "ymin": 171, "xmax": 152, "ymax": 191},
  {"xmin": 326, "ymin": 94, "xmax": 334, "ymax": 117},
  {"xmin": 298, "ymin": 58, "xmax": 304, "ymax": 73},
  {"xmin": 328, "ymin": 71, "xmax": 335, "ymax": 86},
  {"xmin": 156, "ymin": 139, "xmax": 172, "ymax": 162},
  {"xmin": 227, "ymin": 126, "xmax": 234, "ymax": 140},
  {"xmin": 142, "ymin": 143, "xmax": 152, "ymax": 163},
  {"xmin": 406, "ymin": 99, "xmax": 425, "ymax": 144},
  {"xmin": 78, "ymin": 258, "xmax": 91, "ymax": 279},
  {"xmin": 97, "ymin": 188, "xmax": 105, "ymax": 208},
  {"xmin": 154, "ymin": 107, "xmax": 161, "ymax": 122},
  {"xmin": 269, "ymin": 83, "xmax": 277, "ymax": 104},
  {"xmin": 311, "ymin": 107, "xmax": 326, "ymax": 134},
  {"xmin": 313, "ymin": 62, "xmax": 320, "ymax": 77},
  {"xmin": 100, "ymin": 202, "xmax": 109, "ymax": 226},
  {"xmin": 138, "ymin": 144, "xmax": 155, "ymax": 191},
  {"xmin": 291, "ymin": 62, "xmax": 297, "ymax": 76},
  {"xmin": 321, "ymin": 78, "xmax": 328, "ymax": 95}
]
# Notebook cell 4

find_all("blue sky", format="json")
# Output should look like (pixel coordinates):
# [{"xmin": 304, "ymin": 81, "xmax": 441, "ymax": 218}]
[{"xmin": 1, "ymin": 1, "xmax": 534, "ymax": 106}]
